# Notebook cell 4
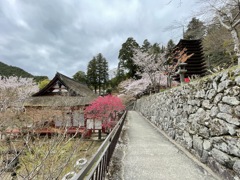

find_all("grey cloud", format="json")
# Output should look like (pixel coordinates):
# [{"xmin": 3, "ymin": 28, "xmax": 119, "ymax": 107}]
[{"xmin": 0, "ymin": 0, "xmax": 200, "ymax": 79}]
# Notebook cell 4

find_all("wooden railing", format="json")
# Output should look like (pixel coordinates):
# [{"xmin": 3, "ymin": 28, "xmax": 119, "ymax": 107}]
[{"xmin": 72, "ymin": 111, "xmax": 127, "ymax": 180}]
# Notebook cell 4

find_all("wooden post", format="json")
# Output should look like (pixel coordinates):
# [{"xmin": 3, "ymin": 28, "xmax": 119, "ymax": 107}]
[{"xmin": 98, "ymin": 130, "xmax": 101, "ymax": 140}]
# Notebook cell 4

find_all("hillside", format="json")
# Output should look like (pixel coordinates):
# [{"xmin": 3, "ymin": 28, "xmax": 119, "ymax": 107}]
[
  {"xmin": 0, "ymin": 61, "xmax": 33, "ymax": 78},
  {"xmin": 0, "ymin": 61, "xmax": 48, "ymax": 82}
]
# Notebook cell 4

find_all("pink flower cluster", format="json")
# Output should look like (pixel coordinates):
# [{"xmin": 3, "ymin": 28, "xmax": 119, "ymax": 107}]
[{"xmin": 84, "ymin": 95, "xmax": 125, "ymax": 130}]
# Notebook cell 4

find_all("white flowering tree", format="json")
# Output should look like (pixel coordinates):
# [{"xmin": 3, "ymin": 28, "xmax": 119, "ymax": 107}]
[
  {"xmin": 132, "ymin": 48, "xmax": 169, "ymax": 92},
  {"xmin": 0, "ymin": 76, "xmax": 38, "ymax": 111},
  {"xmin": 119, "ymin": 74, "xmax": 151, "ymax": 96}
]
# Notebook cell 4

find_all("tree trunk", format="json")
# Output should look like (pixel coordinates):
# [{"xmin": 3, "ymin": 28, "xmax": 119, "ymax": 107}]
[
  {"xmin": 217, "ymin": 11, "xmax": 240, "ymax": 65},
  {"xmin": 94, "ymin": 86, "xmax": 97, "ymax": 94},
  {"xmin": 168, "ymin": 75, "xmax": 172, "ymax": 88},
  {"xmin": 98, "ymin": 130, "xmax": 101, "ymax": 140},
  {"xmin": 230, "ymin": 28, "xmax": 240, "ymax": 65}
]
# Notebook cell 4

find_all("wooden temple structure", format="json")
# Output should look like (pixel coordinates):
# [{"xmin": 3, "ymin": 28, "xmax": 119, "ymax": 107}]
[
  {"xmin": 172, "ymin": 39, "xmax": 207, "ymax": 81},
  {"xmin": 22, "ymin": 72, "xmax": 98, "ymax": 137}
]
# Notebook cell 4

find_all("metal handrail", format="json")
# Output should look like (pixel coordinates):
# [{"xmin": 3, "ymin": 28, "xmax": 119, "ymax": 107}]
[{"xmin": 72, "ymin": 111, "xmax": 127, "ymax": 180}]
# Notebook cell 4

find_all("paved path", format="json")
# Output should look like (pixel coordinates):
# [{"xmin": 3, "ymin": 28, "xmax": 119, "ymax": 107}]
[{"xmin": 122, "ymin": 111, "xmax": 219, "ymax": 180}]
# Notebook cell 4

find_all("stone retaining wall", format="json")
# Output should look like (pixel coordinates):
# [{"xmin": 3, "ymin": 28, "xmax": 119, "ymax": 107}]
[{"xmin": 135, "ymin": 67, "xmax": 240, "ymax": 179}]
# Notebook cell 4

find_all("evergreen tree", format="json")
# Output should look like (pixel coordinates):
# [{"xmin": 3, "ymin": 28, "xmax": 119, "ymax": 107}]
[
  {"xmin": 184, "ymin": 17, "xmax": 205, "ymax": 40},
  {"xmin": 102, "ymin": 58, "xmax": 109, "ymax": 91},
  {"xmin": 118, "ymin": 37, "xmax": 140, "ymax": 78},
  {"xmin": 87, "ymin": 57, "xmax": 98, "ymax": 93},
  {"xmin": 141, "ymin": 39, "xmax": 152, "ymax": 52},
  {"xmin": 73, "ymin": 71, "xmax": 87, "ymax": 84},
  {"xmin": 165, "ymin": 39, "xmax": 176, "ymax": 59},
  {"xmin": 150, "ymin": 43, "xmax": 161, "ymax": 54},
  {"xmin": 0, "ymin": 61, "xmax": 33, "ymax": 78},
  {"xmin": 87, "ymin": 54, "xmax": 109, "ymax": 94},
  {"xmin": 96, "ymin": 53, "xmax": 103, "ymax": 93},
  {"xmin": 115, "ymin": 61, "xmax": 126, "ymax": 86},
  {"xmin": 96, "ymin": 53, "xmax": 109, "ymax": 94},
  {"xmin": 160, "ymin": 45, "xmax": 166, "ymax": 53}
]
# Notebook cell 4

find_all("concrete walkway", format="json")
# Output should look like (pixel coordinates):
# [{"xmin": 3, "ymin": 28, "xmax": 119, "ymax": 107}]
[{"xmin": 122, "ymin": 111, "xmax": 219, "ymax": 180}]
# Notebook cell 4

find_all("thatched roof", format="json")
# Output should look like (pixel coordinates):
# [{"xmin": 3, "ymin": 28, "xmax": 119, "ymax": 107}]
[
  {"xmin": 24, "ymin": 72, "xmax": 97, "ymax": 107},
  {"xmin": 24, "ymin": 95, "xmax": 96, "ymax": 107},
  {"xmin": 33, "ymin": 72, "xmax": 94, "ymax": 97}
]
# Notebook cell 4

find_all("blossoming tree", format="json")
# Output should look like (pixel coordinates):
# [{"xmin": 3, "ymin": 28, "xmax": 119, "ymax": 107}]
[
  {"xmin": 132, "ymin": 46, "xmax": 193, "ymax": 91},
  {"xmin": 84, "ymin": 95, "xmax": 125, "ymax": 139},
  {"xmin": 132, "ymin": 48, "xmax": 168, "ymax": 92},
  {"xmin": 0, "ymin": 76, "xmax": 38, "ymax": 112}
]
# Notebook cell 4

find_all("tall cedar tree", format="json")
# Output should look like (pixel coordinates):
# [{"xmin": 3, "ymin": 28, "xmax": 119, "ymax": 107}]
[
  {"xmin": 101, "ymin": 57, "xmax": 109, "ymax": 91},
  {"xmin": 87, "ymin": 54, "xmax": 109, "ymax": 94},
  {"xmin": 96, "ymin": 53, "xmax": 109, "ymax": 94},
  {"xmin": 118, "ymin": 37, "xmax": 140, "ymax": 79},
  {"xmin": 184, "ymin": 17, "xmax": 205, "ymax": 40},
  {"xmin": 87, "ymin": 57, "xmax": 98, "ymax": 93}
]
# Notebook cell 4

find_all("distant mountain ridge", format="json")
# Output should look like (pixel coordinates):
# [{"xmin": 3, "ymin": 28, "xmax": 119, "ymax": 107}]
[{"xmin": 0, "ymin": 61, "xmax": 48, "ymax": 82}]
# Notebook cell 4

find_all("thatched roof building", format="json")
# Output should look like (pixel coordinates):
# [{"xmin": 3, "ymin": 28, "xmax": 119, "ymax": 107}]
[{"xmin": 24, "ymin": 72, "xmax": 97, "ymax": 107}]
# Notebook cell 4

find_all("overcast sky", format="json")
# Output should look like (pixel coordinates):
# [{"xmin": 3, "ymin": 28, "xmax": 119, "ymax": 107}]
[{"xmin": 0, "ymin": 0, "xmax": 200, "ymax": 79}]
